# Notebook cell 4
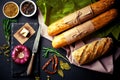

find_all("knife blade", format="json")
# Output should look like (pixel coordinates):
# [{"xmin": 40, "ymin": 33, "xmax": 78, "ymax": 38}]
[{"xmin": 27, "ymin": 23, "xmax": 41, "ymax": 75}]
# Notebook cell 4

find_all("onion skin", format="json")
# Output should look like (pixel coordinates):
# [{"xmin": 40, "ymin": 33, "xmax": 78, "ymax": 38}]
[{"xmin": 12, "ymin": 45, "xmax": 30, "ymax": 64}]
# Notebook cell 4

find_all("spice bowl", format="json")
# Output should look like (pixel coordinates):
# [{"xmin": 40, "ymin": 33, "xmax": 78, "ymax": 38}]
[
  {"xmin": 20, "ymin": 0, "xmax": 37, "ymax": 17},
  {"xmin": 2, "ymin": 1, "xmax": 19, "ymax": 18}
]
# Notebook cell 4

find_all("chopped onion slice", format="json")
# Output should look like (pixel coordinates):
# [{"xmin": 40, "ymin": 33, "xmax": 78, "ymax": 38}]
[{"xmin": 12, "ymin": 45, "xmax": 30, "ymax": 64}]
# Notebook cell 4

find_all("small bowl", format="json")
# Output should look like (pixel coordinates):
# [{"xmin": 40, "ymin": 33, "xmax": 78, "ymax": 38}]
[
  {"xmin": 2, "ymin": 1, "xmax": 19, "ymax": 18},
  {"xmin": 20, "ymin": 0, "xmax": 37, "ymax": 17}
]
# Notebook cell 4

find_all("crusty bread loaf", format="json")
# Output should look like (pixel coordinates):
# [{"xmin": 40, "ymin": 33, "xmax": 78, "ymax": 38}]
[
  {"xmin": 91, "ymin": 0, "xmax": 115, "ymax": 15},
  {"xmin": 71, "ymin": 37, "xmax": 112, "ymax": 65},
  {"xmin": 52, "ymin": 9, "xmax": 117, "ymax": 48},
  {"xmin": 48, "ymin": 0, "xmax": 115, "ymax": 36}
]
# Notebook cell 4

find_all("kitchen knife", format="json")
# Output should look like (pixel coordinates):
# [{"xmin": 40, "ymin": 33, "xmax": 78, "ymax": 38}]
[{"xmin": 27, "ymin": 23, "xmax": 41, "ymax": 75}]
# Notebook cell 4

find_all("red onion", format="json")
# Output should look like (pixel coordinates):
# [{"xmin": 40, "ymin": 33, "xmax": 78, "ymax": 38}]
[{"xmin": 12, "ymin": 45, "xmax": 30, "ymax": 64}]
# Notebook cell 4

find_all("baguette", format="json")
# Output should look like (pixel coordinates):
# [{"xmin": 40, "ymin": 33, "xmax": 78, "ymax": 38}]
[
  {"xmin": 71, "ymin": 37, "xmax": 112, "ymax": 65},
  {"xmin": 52, "ymin": 9, "xmax": 117, "ymax": 48},
  {"xmin": 48, "ymin": 0, "xmax": 115, "ymax": 36}
]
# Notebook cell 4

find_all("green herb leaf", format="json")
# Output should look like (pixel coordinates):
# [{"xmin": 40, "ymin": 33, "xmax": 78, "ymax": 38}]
[
  {"xmin": 60, "ymin": 60, "xmax": 71, "ymax": 70},
  {"xmin": 0, "ymin": 44, "xmax": 10, "ymax": 57},
  {"xmin": 42, "ymin": 47, "xmax": 68, "ymax": 61},
  {"xmin": 35, "ymin": 76, "xmax": 40, "ymax": 80},
  {"xmin": 46, "ymin": 75, "xmax": 50, "ymax": 80},
  {"xmin": 57, "ymin": 69, "xmax": 64, "ymax": 77},
  {"xmin": 2, "ymin": 18, "xmax": 17, "ymax": 45}
]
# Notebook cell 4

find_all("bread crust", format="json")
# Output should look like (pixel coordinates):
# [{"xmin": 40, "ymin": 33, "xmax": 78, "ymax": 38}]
[
  {"xmin": 52, "ymin": 9, "xmax": 117, "ymax": 48},
  {"xmin": 72, "ymin": 37, "xmax": 112, "ymax": 65},
  {"xmin": 48, "ymin": 0, "xmax": 115, "ymax": 36},
  {"xmin": 92, "ymin": 9, "xmax": 117, "ymax": 30},
  {"xmin": 91, "ymin": 0, "xmax": 115, "ymax": 15}
]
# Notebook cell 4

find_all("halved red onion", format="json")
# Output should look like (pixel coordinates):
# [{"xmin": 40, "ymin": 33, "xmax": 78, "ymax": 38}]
[{"xmin": 12, "ymin": 45, "xmax": 30, "ymax": 64}]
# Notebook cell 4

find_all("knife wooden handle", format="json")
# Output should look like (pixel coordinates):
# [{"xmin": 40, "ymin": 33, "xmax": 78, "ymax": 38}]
[{"xmin": 27, "ymin": 53, "xmax": 35, "ymax": 75}]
